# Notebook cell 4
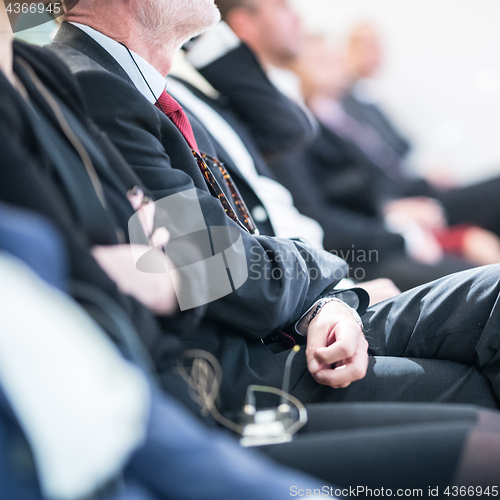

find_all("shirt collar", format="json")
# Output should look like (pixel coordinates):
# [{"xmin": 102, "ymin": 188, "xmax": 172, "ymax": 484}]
[{"xmin": 71, "ymin": 22, "xmax": 166, "ymax": 104}]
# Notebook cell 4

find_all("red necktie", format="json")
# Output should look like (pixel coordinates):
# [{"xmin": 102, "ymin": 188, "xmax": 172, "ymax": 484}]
[{"xmin": 155, "ymin": 90, "xmax": 200, "ymax": 153}]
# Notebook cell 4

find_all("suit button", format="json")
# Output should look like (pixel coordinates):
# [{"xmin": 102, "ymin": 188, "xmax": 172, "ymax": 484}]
[{"xmin": 252, "ymin": 206, "xmax": 268, "ymax": 223}]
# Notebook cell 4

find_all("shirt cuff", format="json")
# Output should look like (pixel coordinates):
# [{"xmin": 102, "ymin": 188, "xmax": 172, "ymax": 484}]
[
  {"xmin": 335, "ymin": 278, "xmax": 356, "ymax": 290},
  {"xmin": 185, "ymin": 21, "xmax": 241, "ymax": 69}
]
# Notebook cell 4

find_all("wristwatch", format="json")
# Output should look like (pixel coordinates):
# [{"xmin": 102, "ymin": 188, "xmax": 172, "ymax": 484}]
[{"xmin": 295, "ymin": 296, "xmax": 364, "ymax": 336}]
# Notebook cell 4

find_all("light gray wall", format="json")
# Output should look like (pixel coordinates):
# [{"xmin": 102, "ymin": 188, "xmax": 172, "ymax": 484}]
[{"xmin": 292, "ymin": 0, "xmax": 500, "ymax": 183}]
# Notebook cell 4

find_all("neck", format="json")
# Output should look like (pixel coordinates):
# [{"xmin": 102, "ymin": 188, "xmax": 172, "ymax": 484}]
[
  {"xmin": 66, "ymin": 10, "xmax": 176, "ymax": 77},
  {"xmin": 249, "ymin": 46, "xmax": 273, "ymax": 71},
  {"xmin": 0, "ymin": 6, "xmax": 14, "ymax": 84},
  {"xmin": 248, "ymin": 44, "xmax": 292, "ymax": 72}
]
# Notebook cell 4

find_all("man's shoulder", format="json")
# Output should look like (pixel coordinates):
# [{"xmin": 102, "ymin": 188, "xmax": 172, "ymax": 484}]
[
  {"xmin": 47, "ymin": 42, "xmax": 106, "ymax": 76},
  {"xmin": 46, "ymin": 41, "xmax": 154, "ymax": 119},
  {"xmin": 46, "ymin": 23, "xmax": 136, "ymax": 92}
]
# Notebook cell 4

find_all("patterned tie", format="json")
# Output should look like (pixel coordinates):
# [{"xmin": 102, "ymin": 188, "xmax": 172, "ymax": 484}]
[{"xmin": 155, "ymin": 90, "xmax": 200, "ymax": 153}]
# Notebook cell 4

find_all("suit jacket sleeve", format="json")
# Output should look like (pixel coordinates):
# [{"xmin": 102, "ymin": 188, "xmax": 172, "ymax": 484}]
[{"xmin": 69, "ymin": 68, "xmax": 348, "ymax": 339}]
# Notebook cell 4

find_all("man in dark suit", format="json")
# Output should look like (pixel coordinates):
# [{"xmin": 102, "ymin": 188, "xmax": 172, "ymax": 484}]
[
  {"xmin": 42, "ymin": 0, "xmax": 500, "ymax": 418},
  {"xmin": 47, "ymin": 12, "xmax": 376, "ymax": 412},
  {"xmin": 4, "ymin": 2, "xmax": 500, "ymax": 489},
  {"xmin": 4, "ymin": 0, "xmax": 373, "ymax": 418},
  {"xmin": 343, "ymin": 24, "xmax": 411, "ymax": 167}
]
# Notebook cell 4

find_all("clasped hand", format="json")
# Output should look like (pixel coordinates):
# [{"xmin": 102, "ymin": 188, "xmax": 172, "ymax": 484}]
[
  {"xmin": 92, "ymin": 187, "xmax": 179, "ymax": 315},
  {"xmin": 306, "ymin": 301, "xmax": 369, "ymax": 388}
]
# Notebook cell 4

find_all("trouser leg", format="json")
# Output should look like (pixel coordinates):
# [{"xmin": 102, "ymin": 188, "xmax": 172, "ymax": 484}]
[
  {"xmin": 289, "ymin": 265, "xmax": 500, "ymax": 408},
  {"xmin": 261, "ymin": 402, "xmax": 481, "ymax": 491},
  {"xmin": 363, "ymin": 264, "xmax": 500, "ymax": 401}
]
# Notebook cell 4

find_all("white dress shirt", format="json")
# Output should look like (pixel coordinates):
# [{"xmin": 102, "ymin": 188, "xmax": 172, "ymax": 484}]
[{"xmin": 72, "ymin": 22, "xmax": 166, "ymax": 103}]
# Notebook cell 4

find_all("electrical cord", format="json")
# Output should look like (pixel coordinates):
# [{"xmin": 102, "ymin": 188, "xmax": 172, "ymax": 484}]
[{"xmin": 176, "ymin": 348, "xmax": 308, "ymax": 440}]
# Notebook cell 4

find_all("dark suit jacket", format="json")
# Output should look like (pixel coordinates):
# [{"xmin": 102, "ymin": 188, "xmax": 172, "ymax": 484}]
[
  {"xmin": 342, "ymin": 89, "xmax": 412, "ymax": 160},
  {"xmin": 48, "ymin": 22, "xmax": 349, "ymax": 334},
  {"xmin": 340, "ymin": 90, "xmax": 439, "ymax": 200},
  {"xmin": 47, "ymin": 23, "xmax": 363, "ymax": 409},
  {"xmin": 194, "ymin": 43, "xmax": 317, "ymax": 162}
]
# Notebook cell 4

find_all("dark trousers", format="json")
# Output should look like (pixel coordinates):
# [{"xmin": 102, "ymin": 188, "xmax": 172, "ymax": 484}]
[
  {"xmin": 257, "ymin": 266, "xmax": 500, "ymax": 491},
  {"xmin": 178, "ymin": 266, "xmax": 500, "ymax": 492},
  {"xmin": 282, "ymin": 265, "xmax": 500, "ymax": 409},
  {"xmin": 263, "ymin": 402, "xmax": 479, "ymax": 492}
]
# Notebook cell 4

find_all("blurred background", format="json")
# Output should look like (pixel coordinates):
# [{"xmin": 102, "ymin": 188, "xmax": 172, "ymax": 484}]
[
  {"xmin": 16, "ymin": 0, "xmax": 500, "ymax": 184},
  {"xmin": 291, "ymin": 0, "xmax": 500, "ymax": 184}
]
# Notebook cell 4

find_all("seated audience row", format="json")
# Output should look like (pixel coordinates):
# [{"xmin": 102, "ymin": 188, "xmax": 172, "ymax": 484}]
[
  {"xmin": 1, "ymin": 0, "xmax": 500, "ymax": 496},
  {"xmin": 216, "ymin": 0, "xmax": 500, "ymax": 290}
]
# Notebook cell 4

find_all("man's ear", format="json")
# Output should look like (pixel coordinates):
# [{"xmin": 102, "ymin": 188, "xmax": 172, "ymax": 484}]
[{"xmin": 225, "ymin": 8, "xmax": 259, "ymax": 46}]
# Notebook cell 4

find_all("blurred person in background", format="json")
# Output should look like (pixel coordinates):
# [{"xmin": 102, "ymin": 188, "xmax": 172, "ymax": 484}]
[
  {"xmin": 217, "ymin": 0, "xmax": 500, "ymax": 289},
  {"xmin": 342, "ymin": 23, "xmax": 500, "ymax": 259},
  {"xmin": 294, "ymin": 35, "xmax": 500, "ymax": 281},
  {"xmin": 344, "ymin": 23, "xmax": 412, "ymax": 171}
]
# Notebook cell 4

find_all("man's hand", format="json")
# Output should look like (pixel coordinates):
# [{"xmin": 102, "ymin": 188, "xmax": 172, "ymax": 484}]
[
  {"xmin": 306, "ymin": 301, "xmax": 368, "ymax": 389},
  {"xmin": 92, "ymin": 244, "xmax": 179, "ymax": 316},
  {"xmin": 384, "ymin": 196, "xmax": 447, "ymax": 231},
  {"xmin": 462, "ymin": 226, "xmax": 500, "ymax": 265},
  {"xmin": 384, "ymin": 199, "xmax": 445, "ymax": 265},
  {"xmin": 405, "ymin": 229, "xmax": 444, "ymax": 265}
]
